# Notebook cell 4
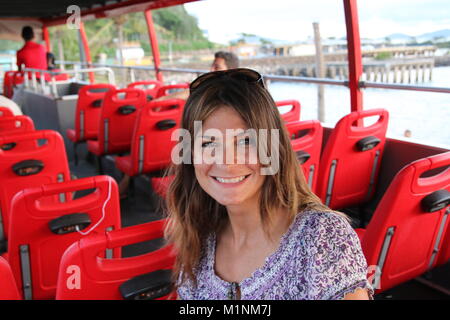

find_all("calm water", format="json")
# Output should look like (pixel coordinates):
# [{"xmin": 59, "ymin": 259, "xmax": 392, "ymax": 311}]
[{"xmin": 268, "ymin": 66, "xmax": 450, "ymax": 148}]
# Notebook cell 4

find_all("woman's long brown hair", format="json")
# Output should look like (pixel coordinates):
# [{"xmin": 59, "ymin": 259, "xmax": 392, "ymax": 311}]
[{"xmin": 164, "ymin": 74, "xmax": 331, "ymax": 286}]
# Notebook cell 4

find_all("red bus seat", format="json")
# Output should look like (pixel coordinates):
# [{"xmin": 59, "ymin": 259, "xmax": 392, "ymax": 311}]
[
  {"xmin": 0, "ymin": 130, "xmax": 71, "ymax": 247},
  {"xmin": 286, "ymin": 120, "xmax": 323, "ymax": 192},
  {"xmin": 316, "ymin": 108, "xmax": 389, "ymax": 209},
  {"xmin": 87, "ymin": 88, "xmax": 146, "ymax": 159},
  {"xmin": 13, "ymin": 71, "xmax": 24, "ymax": 85},
  {"xmin": 276, "ymin": 100, "xmax": 301, "ymax": 123},
  {"xmin": 66, "ymin": 84, "xmax": 115, "ymax": 165},
  {"xmin": 0, "ymin": 107, "xmax": 14, "ymax": 117},
  {"xmin": 356, "ymin": 151, "xmax": 450, "ymax": 293},
  {"xmin": 12, "ymin": 72, "xmax": 24, "ymax": 98},
  {"xmin": 6, "ymin": 175, "xmax": 122, "ymax": 300},
  {"xmin": 67, "ymin": 84, "xmax": 116, "ymax": 142},
  {"xmin": 3, "ymin": 71, "xmax": 15, "ymax": 98},
  {"xmin": 127, "ymin": 80, "xmax": 163, "ymax": 102},
  {"xmin": 0, "ymin": 256, "xmax": 20, "ymax": 300},
  {"xmin": 155, "ymin": 83, "xmax": 189, "ymax": 99},
  {"xmin": 115, "ymin": 99, "xmax": 184, "ymax": 177},
  {"xmin": 0, "ymin": 115, "xmax": 35, "ymax": 136},
  {"xmin": 56, "ymin": 219, "xmax": 175, "ymax": 300},
  {"xmin": 2, "ymin": 71, "xmax": 23, "ymax": 99},
  {"xmin": 0, "ymin": 116, "xmax": 36, "ymax": 153}
]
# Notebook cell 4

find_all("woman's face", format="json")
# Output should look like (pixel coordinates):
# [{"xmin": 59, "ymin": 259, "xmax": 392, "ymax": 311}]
[{"xmin": 193, "ymin": 106, "xmax": 266, "ymax": 208}]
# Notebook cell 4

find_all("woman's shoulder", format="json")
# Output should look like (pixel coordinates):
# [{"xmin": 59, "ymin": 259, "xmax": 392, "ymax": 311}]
[
  {"xmin": 292, "ymin": 209, "xmax": 373, "ymax": 299},
  {"xmin": 279, "ymin": 209, "xmax": 357, "ymax": 264},
  {"xmin": 291, "ymin": 209, "xmax": 354, "ymax": 241},
  {"xmin": 288, "ymin": 209, "xmax": 364, "ymax": 266}
]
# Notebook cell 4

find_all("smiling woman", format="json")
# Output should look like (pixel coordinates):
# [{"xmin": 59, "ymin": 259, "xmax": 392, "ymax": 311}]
[{"xmin": 164, "ymin": 68, "xmax": 374, "ymax": 300}]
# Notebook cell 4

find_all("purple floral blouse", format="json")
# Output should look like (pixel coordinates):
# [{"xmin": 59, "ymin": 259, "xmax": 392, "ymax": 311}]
[{"xmin": 177, "ymin": 210, "xmax": 374, "ymax": 300}]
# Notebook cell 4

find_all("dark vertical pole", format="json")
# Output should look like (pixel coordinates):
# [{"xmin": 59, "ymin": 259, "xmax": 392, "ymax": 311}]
[
  {"xmin": 145, "ymin": 9, "xmax": 163, "ymax": 82},
  {"xmin": 343, "ymin": 0, "xmax": 363, "ymax": 113}
]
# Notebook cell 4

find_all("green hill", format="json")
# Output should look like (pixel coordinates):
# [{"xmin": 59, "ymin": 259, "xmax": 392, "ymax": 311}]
[{"xmin": 47, "ymin": 5, "xmax": 217, "ymax": 63}]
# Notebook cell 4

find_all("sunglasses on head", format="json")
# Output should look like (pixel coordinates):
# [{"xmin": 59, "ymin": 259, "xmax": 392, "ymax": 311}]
[{"xmin": 189, "ymin": 68, "xmax": 265, "ymax": 94}]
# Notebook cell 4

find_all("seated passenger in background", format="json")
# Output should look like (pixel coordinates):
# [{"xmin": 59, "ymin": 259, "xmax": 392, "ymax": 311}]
[
  {"xmin": 47, "ymin": 52, "xmax": 57, "ymax": 70},
  {"xmin": 45, "ymin": 52, "xmax": 69, "ymax": 81},
  {"xmin": 16, "ymin": 26, "xmax": 47, "ymax": 72},
  {"xmin": 155, "ymin": 51, "xmax": 239, "ymax": 102},
  {"xmin": 210, "ymin": 51, "xmax": 240, "ymax": 72}
]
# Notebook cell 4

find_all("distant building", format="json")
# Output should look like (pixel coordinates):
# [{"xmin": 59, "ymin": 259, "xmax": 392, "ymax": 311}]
[
  {"xmin": 234, "ymin": 43, "xmax": 260, "ymax": 57},
  {"xmin": 116, "ymin": 42, "xmax": 145, "ymax": 64}
]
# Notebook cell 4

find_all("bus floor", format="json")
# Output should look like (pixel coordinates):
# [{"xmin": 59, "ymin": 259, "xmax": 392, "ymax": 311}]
[{"xmin": 69, "ymin": 155, "xmax": 449, "ymax": 300}]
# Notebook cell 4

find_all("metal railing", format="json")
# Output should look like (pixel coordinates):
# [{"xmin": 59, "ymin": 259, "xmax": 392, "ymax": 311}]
[
  {"xmin": 0, "ymin": 61, "xmax": 14, "ymax": 68},
  {"xmin": 22, "ymin": 66, "xmax": 116, "ymax": 98},
  {"xmin": 361, "ymin": 81, "xmax": 450, "ymax": 94},
  {"xmin": 54, "ymin": 60, "xmax": 450, "ymax": 95}
]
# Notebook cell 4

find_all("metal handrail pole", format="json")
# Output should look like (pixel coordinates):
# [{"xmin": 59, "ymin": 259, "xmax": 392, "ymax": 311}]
[{"xmin": 51, "ymin": 63, "xmax": 450, "ymax": 95}]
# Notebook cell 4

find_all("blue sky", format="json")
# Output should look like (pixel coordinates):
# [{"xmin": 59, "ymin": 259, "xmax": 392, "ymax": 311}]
[{"xmin": 184, "ymin": 0, "xmax": 450, "ymax": 44}]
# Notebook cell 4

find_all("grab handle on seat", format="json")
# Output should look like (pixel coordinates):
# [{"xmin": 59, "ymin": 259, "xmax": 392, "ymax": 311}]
[
  {"xmin": 356, "ymin": 136, "xmax": 381, "ymax": 151},
  {"xmin": 1, "ymin": 142, "xmax": 16, "ymax": 151},
  {"xmin": 296, "ymin": 150, "xmax": 311, "ymax": 165},
  {"xmin": 12, "ymin": 159, "xmax": 44, "ymax": 176},
  {"xmin": 91, "ymin": 99, "xmax": 103, "ymax": 107},
  {"xmin": 48, "ymin": 213, "xmax": 91, "ymax": 234},
  {"xmin": 119, "ymin": 269, "xmax": 173, "ymax": 300},
  {"xmin": 421, "ymin": 189, "xmax": 450, "ymax": 213},
  {"xmin": 118, "ymin": 105, "xmax": 136, "ymax": 115},
  {"xmin": 156, "ymin": 119, "xmax": 176, "ymax": 130}
]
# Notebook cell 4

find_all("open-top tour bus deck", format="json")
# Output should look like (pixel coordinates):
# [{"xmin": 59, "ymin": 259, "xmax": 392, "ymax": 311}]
[{"xmin": 0, "ymin": 0, "xmax": 449, "ymax": 300}]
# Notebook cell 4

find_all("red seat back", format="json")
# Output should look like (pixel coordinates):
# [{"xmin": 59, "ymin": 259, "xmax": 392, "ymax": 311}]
[
  {"xmin": 0, "ymin": 130, "xmax": 71, "ymax": 241},
  {"xmin": 316, "ymin": 108, "xmax": 389, "ymax": 209},
  {"xmin": 156, "ymin": 83, "xmax": 189, "ymax": 99},
  {"xmin": 286, "ymin": 120, "xmax": 323, "ymax": 192},
  {"xmin": 8, "ymin": 175, "xmax": 122, "ymax": 300},
  {"xmin": 361, "ymin": 151, "xmax": 450, "ymax": 292},
  {"xmin": 93, "ymin": 88, "xmax": 146, "ymax": 155},
  {"xmin": 13, "ymin": 71, "xmax": 24, "ymax": 88},
  {"xmin": 0, "ymin": 256, "xmax": 21, "ymax": 300},
  {"xmin": 0, "ymin": 107, "xmax": 14, "ymax": 117},
  {"xmin": 56, "ymin": 219, "xmax": 175, "ymax": 300},
  {"xmin": 0, "ymin": 115, "xmax": 35, "ymax": 136},
  {"xmin": 123, "ymin": 99, "xmax": 185, "ymax": 176},
  {"xmin": 276, "ymin": 100, "xmax": 301, "ymax": 123},
  {"xmin": 127, "ymin": 80, "xmax": 163, "ymax": 102},
  {"xmin": 69, "ymin": 84, "xmax": 116, "ymax": 142},
  {"xmin": 3, "ymin": 71, "xmax": 17, "ymax": 98}
]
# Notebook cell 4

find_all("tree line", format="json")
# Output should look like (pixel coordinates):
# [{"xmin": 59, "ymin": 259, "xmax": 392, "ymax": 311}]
[{"xmin": 0, "ymin": 5, "xmax": 218, "ymax": 63}]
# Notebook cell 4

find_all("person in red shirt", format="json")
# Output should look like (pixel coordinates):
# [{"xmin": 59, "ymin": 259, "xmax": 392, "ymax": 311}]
[{"xmin": 16, "ymin": 26, "xmax": 47, "ymax": 71}]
